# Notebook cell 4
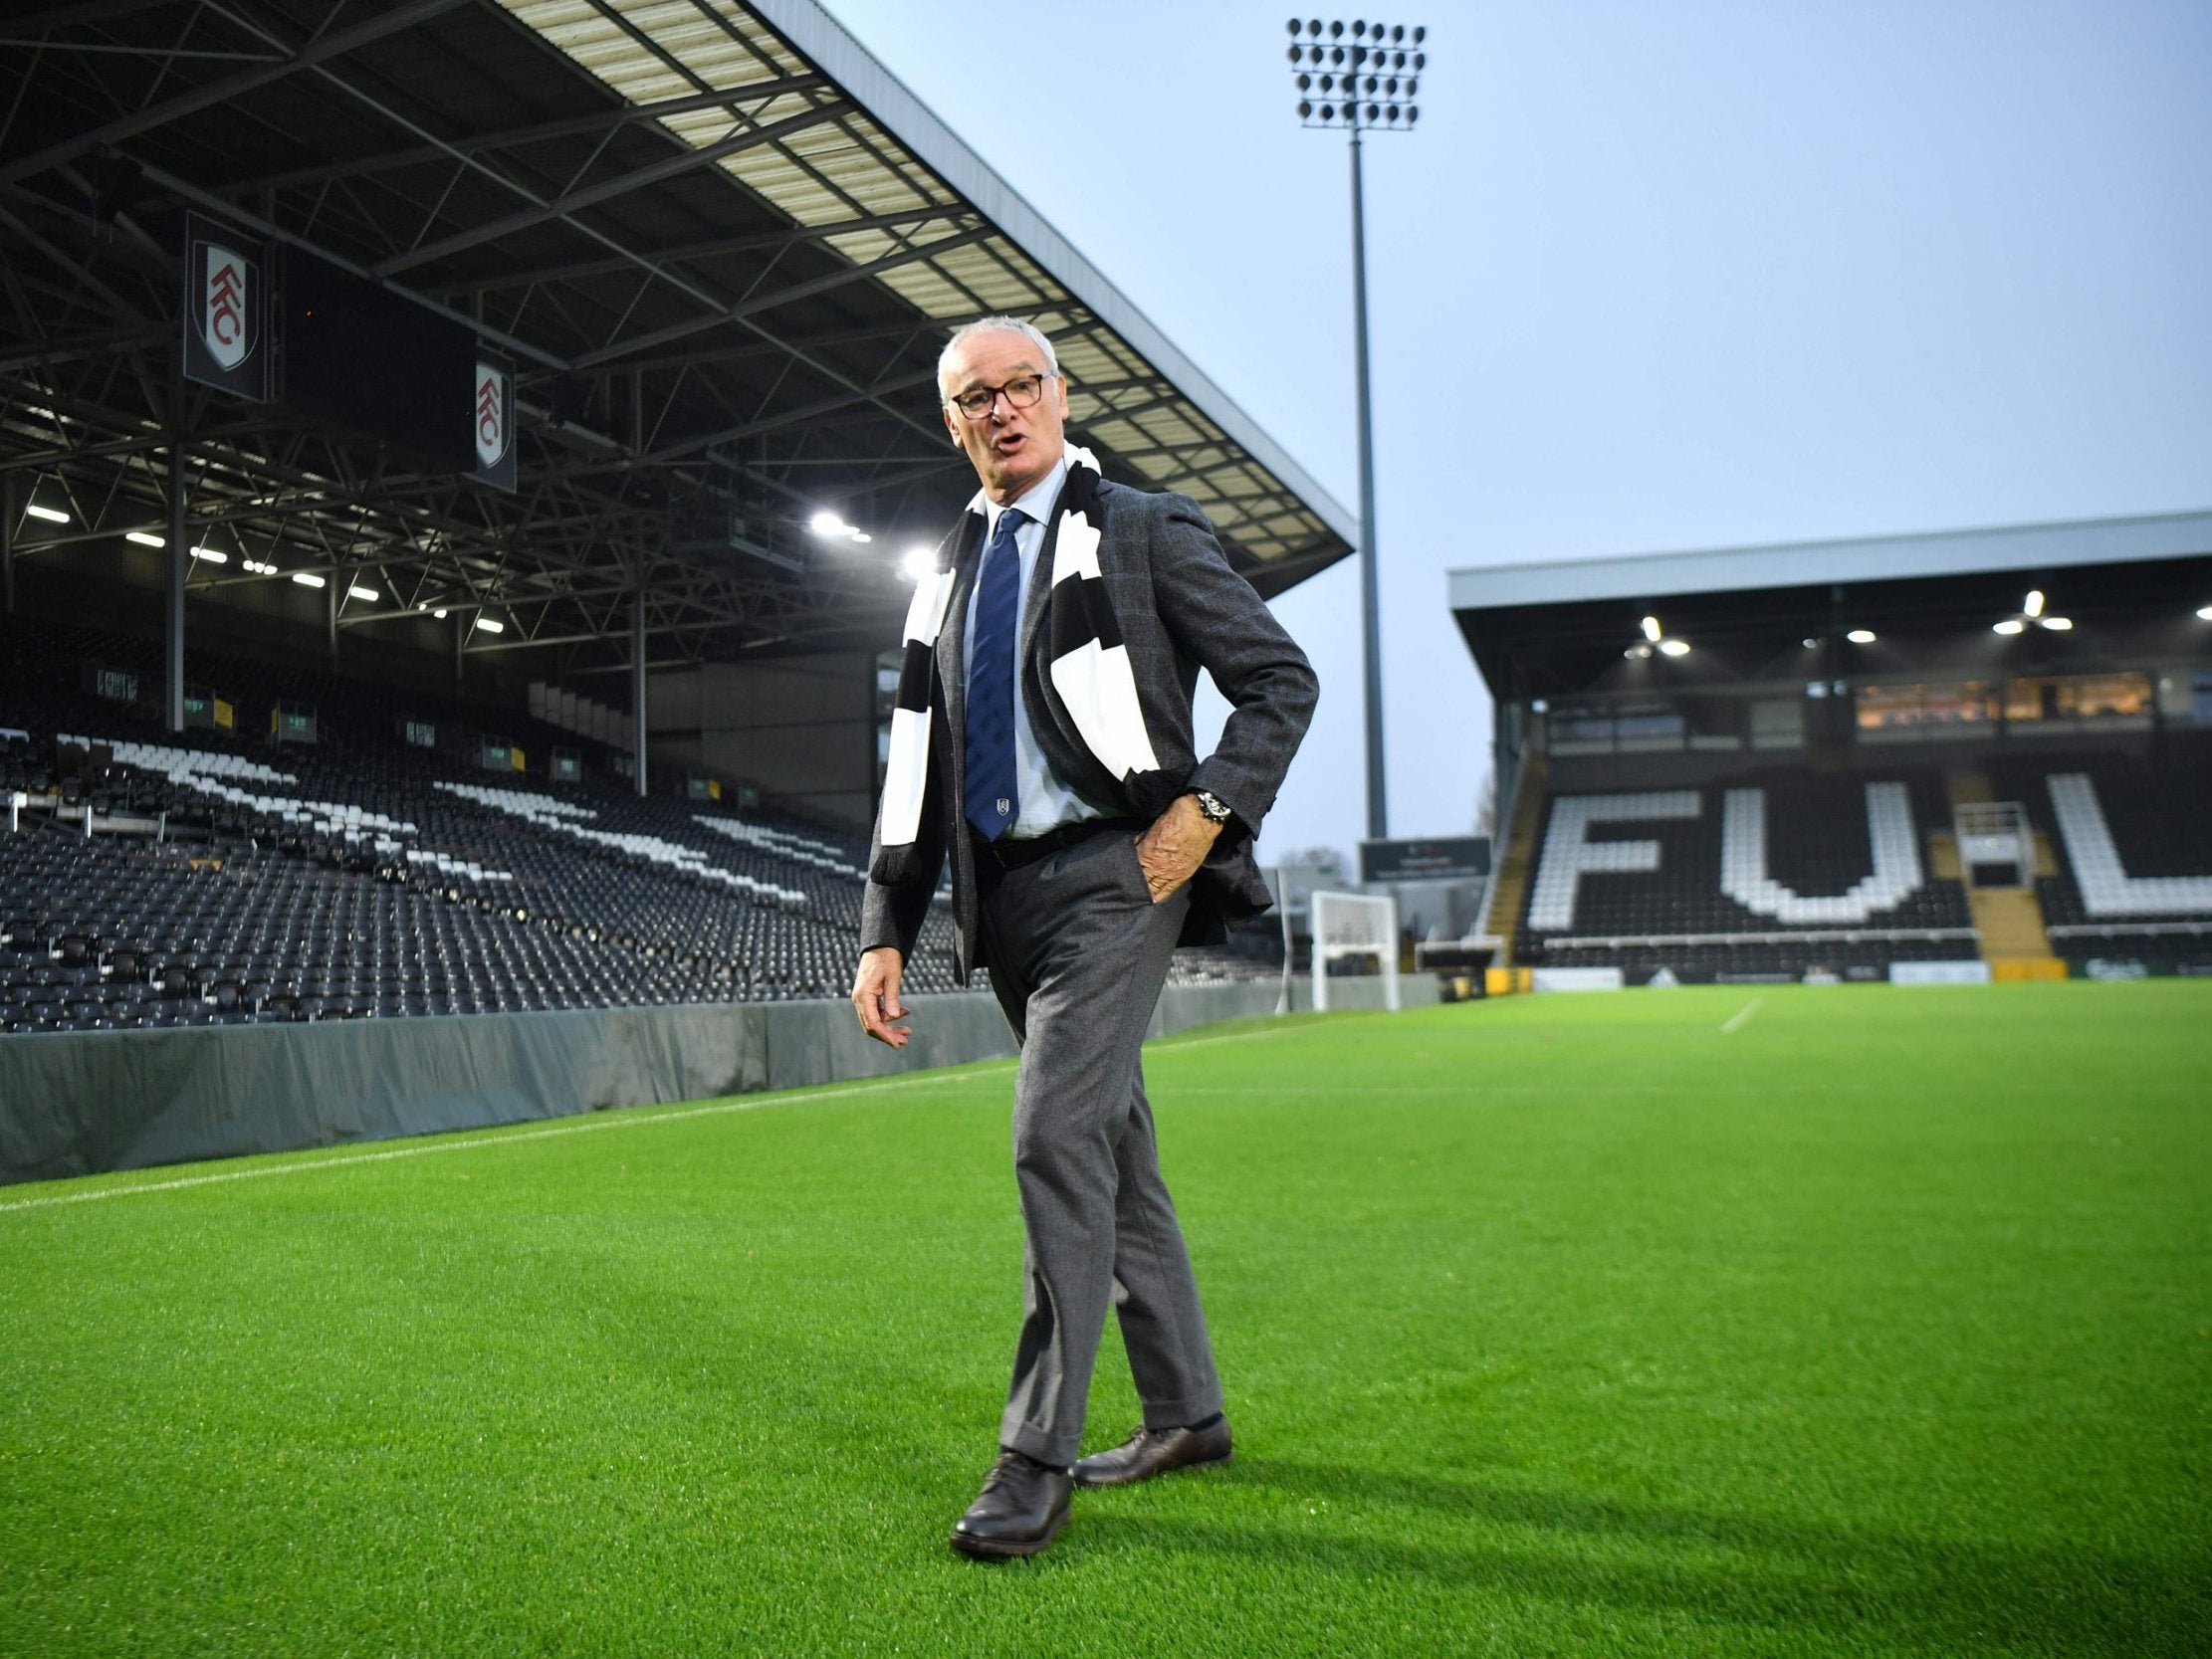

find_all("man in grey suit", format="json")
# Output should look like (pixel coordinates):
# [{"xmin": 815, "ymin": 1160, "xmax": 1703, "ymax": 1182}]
[{"xmin": 852, "ymin": 315, "xmax": 1316, "ymax": 1559}]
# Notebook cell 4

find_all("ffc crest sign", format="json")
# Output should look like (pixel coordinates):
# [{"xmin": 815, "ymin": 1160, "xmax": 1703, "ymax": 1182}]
[
  {"xmin": 181, "ymin": 212, "xmax": 266, "ymax": 400},
  {"xmin": 468, "ymin": 349, "xmax": 516, "ymax": 493},
  {"xmin": 203, "ymin": 243, "xmax": 252, "ymax": 367}
]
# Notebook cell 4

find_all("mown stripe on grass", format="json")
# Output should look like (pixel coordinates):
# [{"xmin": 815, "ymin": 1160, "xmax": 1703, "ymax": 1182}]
[{"xmin": 0, "ymin": 1063, "xmax": 1013, "ymax": 1215}]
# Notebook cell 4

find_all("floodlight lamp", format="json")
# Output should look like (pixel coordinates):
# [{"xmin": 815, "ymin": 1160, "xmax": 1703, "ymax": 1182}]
[
  {"xmin": 1641, "ymin": 614, "xmax": 1662, "ymax": 642},
  {"xmin": 1802, "ymin": 637, "xmax": 1818, "ymax": 649},
  {"xmin": 475, "ymin": 616, "xmax": 506, "ymax": 634},
  {"xmin": 24, "ymin": 503, "xmax": 68, "ymax": 523},
  {"xmin": 1992, "ymin": 618, "xmax": 2025, "ymax": 635},
  {"xmin": 2038, "ymin": 616, "xmax": 2073, "ymax": 631},
  {"xmin": 1413, "ymin": 24, "xmax": 1425, "ymax": 41},
  {"xmin": 2024, "ymin": 588, "xmax": 2045, "ymax": 618},
  {"xmin": 125, "ymin": 529, "xmax": 163, "ymax": 547},
  {"xmin": 1659, "ymin": 638, "xmax": 1691, "ymax": 657},
  {"xmin": 899, "ymin": 545, "xmax": 938, "ymax": 583},
  {"xmin": 1285, "ymin": 43, "xmax": 1301, "ymax": 62},
  {"xmin": 1329, "ymin": 19, "xmax": 1343, "ymax": 36},
  {"xmin": 1307, "ymin": 18, "xmax": 1322, "ymax": 34},
  {"xmin": 2197, "ymin": 604, "xmax": 2212, "ymax": 621},
  {"xmin": 190, "ymin": 547, "xmax": 227, "ymax": 564},
  {"xmin": 1847, "ymin": 628, "xmax": 1877, "ymax": 644},
  {"xmin": 348, "ymin": 584, "xmax": 378, "ymax": 602},
  {"xmin": 1286, "ymin": 17, "xmax": 1300, "ymax": 33},
  {"xmin": 432, "ymin": 607, "xmax": 448, "ymax": 619},
  {"xmin": 292, "ymin": 572, "xmax": 327, "ymax": 589}
]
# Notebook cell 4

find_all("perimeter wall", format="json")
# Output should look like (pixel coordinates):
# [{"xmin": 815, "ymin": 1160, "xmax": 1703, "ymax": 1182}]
[{"xmin": 0, "ymin": 975, "xmax": 1436, "ymax": 1185}]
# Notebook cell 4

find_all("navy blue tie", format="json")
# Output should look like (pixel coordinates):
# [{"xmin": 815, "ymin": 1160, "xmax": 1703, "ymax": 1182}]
[{"xmin": 963, "ymin": 508, "xmax": 1027, "ymax": 841}]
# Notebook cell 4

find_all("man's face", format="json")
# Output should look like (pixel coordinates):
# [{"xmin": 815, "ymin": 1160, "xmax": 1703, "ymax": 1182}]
[{"xmin": 940, "ymin": 328, "xmax": 1068, "ymax": 506}]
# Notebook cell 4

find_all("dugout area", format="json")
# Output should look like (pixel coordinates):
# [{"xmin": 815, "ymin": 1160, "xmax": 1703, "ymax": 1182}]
[{"xmin": 1450, "ymin": 511, "xmax": 2212, "ymax": 989}]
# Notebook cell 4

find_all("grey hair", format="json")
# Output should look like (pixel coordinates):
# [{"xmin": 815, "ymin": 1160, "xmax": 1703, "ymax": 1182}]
[{"xmin": 938, "ymin": 315, "xmax": 1059, "ymax": 394}]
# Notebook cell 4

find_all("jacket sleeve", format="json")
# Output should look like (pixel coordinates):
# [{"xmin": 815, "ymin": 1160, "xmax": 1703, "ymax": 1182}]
[
  {"xmin": 1147, "ymin": 493, "xmax": 1318, "ymax": 840},
  {"xmin": 859, "ymin": 750, "xmax": 945, "ymax": 962}
]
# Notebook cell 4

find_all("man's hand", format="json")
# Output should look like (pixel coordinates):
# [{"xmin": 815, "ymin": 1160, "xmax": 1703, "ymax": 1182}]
[
  {"xmin": 1134, "ymin": 793, "xmax": 1224, "ymax": 905},
  {"xmin": 852, "ymin": 946, "xmax": 911, "ymax": 1047}
]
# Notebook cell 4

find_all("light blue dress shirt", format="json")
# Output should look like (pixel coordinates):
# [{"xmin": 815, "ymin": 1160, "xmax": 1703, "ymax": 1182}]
[{"xmin": 962, "ymin": 456, "xmax": 1101, "ymax": 838}]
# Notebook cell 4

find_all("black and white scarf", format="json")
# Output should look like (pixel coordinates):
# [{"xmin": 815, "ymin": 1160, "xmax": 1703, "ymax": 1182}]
[{"xmin": 872, "ymin": 443, "xmax": 1161, "ymax": 885}]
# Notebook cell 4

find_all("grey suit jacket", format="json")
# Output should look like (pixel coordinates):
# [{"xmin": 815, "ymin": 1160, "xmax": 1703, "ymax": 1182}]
[{"xmin": 861, "ymin": 477, "xmax": 1318, "ymax": 983}]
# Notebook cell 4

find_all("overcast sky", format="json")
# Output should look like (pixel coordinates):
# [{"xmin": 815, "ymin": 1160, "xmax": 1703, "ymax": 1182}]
[{"xmin": 816, "ymin": 0, "xmax": 2212, "ymax": 867}]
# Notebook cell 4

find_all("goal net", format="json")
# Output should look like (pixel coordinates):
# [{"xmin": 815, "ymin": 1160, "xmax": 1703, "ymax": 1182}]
[{"xmin": 1308, "ymin": 889, "xmax": 1400, "ymax": 1012}]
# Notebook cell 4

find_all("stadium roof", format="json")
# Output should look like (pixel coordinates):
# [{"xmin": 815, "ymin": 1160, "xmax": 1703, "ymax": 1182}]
[
  {"xmin": 1448, "ymin": 510, "xmax": 2212, "ymax": 700},
  {"xmin": 0, "ymin": 0, "xmax": 1353, "ymax": 680}
]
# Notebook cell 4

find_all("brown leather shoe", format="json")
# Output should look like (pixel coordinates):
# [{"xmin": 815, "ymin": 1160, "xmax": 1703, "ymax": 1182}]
[
  {"xmin": 1072, "ymin": 1419, "xmax": 1233, "ymax": 1488},
  {"xmin": 949, "ymin": 1450, "xmax": 1073, "ymax": 1559}
]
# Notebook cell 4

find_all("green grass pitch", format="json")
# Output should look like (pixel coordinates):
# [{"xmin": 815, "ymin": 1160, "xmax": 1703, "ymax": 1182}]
[{"xmin": 3, "ymin": 981, "xmax": 2208, "ymax": 1657}]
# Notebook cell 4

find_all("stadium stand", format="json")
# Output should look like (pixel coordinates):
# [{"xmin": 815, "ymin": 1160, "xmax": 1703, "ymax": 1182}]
[
  {"xmin": 1, "ymin": 614, "xmax": 1269, "ymax": 1032},
  {"xmin": 1513, "ymin": 767, "xmax": 1977, "ymax": 983},
  {"xmin": 1447, "ymin": 515, "xmax": 2212, "ymax": 989},
  {"xmin": 1987, "ymin": 739, "xmax": 2212, "ymax": 977}
]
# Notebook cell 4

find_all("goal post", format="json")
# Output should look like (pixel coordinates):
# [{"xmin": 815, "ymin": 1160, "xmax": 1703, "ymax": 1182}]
[{"xmin": 1308, "ymin": 889, "xmax": 1401, "ymax": 1012}]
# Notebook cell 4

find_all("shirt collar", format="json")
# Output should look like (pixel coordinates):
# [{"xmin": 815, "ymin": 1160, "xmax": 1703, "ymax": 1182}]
[{"xmin": 970, "ymin": 453, "xmax": 1069, "ymax": 535}]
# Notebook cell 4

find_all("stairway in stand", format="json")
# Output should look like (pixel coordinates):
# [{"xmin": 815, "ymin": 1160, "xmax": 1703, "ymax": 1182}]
[
  {"xmin": 1947, "ymin": 768, "xmax": 2067, "ymax": 980},
  {"xmin": 1485, "ymin": 755, "xmax": 1549, "ymax": 969}
]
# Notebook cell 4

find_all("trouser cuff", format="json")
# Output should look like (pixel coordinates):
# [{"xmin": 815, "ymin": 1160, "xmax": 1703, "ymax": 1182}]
[{"xmin": 1140, "ymin": 1390, "xmax": 1225, "ymax": 1432}]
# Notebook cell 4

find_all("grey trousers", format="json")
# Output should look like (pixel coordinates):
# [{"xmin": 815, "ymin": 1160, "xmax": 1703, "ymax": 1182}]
[{"xmin": 976, "ymin": 825, "xmax": 1225, "ymax": 1468}]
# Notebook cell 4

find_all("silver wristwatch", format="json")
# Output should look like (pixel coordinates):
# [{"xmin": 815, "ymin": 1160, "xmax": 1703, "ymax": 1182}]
[{"xmin": 1190, "ymin": 789, "xmax": 1232, "ymax": 824}]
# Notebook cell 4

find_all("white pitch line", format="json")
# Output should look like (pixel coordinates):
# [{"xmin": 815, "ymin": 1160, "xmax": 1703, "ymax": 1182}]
[
  {"xmin": 0, "ymin": 1065, "xmax": 1009, "ymax": 1216},
  {"xmin": 1720, "ymin": 997, "xmax": 1765, "ymax": 1034}
]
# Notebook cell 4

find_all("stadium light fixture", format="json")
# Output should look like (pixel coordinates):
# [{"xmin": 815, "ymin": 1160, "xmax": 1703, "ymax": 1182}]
[
  {"xmin": 1993, "ymin": 589, "xmax": 2071, "ymax": 635},
  {"xmin": 809, "ymin": 510, "xmax": 870, "ymax": 544},
  {"xmin": 347, "ymin": 583, "xmax": 379, "ymax": 602},
  {"xmin": 1285, "ymin": 15, "xmax": 1429, "ymax": 842},
  {"xmin": 1658, "ymin": 638, "xmax": 1691, "ymax": 657},
  {"xmin": 291, "ymin": 572, "xmax": 327, "ymax": 589},
  {"xmin": 433, "ymin": 607, "xmax": 449, "ymax": 619},
  {"xmin": 1846, "ymin": 628, "xmax": 1877, "ymax": 644},
  {"xmin": 474, "ymin": 616, "xmax": 505, "ymax": 634},
  {"xmin": 190, "ymin": 546, "xmax": 227, "ymax": 564},
  {"xmin": 242, "ymin": 557, "xmax": 279, "ymax": 574},
  {"xmin": 24, "ymin": 503, "xmax": 68, "ymax": 523},
  {"xmin": 124, "ymin": 529, "xmax": 163, "ymax": 547},
  {"xmin": 899, "ymin": 544, "xmax": 937, "ymax": 583},
  {"xmin": 2198, "ymin": 604, "xmax": 2212, "ymax": 621},
  {"xmin": 1641, "ymin": 614, "xmax": 1663, "ymax": 642}
]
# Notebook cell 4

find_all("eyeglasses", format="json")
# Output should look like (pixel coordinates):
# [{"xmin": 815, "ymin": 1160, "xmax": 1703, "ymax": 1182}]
[{"xmin": 946, "ymin": 371, "xmax": 1056, "ymax": 421}]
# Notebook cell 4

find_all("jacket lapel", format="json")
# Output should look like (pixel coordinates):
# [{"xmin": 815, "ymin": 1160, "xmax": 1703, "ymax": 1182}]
[{"xmin": 936, "ymin": 512, "xmax": 986, "ymax": 749}]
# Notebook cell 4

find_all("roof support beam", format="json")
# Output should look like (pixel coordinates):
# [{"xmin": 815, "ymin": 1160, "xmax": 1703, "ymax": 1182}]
[
  {"xmin": 232, "ymin": 72, "xmax": 827, "ymax": 193},
  {"xmin": 372, "ymin": 99, "xmax": 846, "ymax": 278},
  {"xmin": 0, "ymin": 0, "xmax": 470, "ymax": 188},
  {"xmin": 572, "ymin": 225, "xmax": 994, "ymax": 371}
]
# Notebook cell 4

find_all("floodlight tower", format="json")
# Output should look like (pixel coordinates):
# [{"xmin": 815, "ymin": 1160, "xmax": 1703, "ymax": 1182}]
[{"xmin": 1285, "ymin": 17, "xmax": 1425, "ymax": 843}]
